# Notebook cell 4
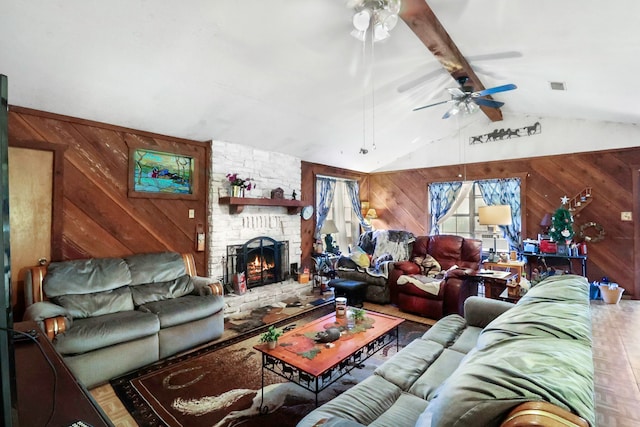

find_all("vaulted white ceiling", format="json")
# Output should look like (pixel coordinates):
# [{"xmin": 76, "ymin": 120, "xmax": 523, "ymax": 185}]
[{"xmin": 2, "ymin": 1, "xmax": 639, "ymax": 172}]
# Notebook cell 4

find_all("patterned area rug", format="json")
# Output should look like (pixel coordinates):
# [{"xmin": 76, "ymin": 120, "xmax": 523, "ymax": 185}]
[{"xmin": 111, "ymin": 305, "xmax": 429, "ymax": 427}]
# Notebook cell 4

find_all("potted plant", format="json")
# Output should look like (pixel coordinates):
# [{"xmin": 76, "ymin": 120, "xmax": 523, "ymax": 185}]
[
  {"xmin": 353, "ymin": 308, "xmax": 366, "ymax": 323},
  {"xmin": 226, "ymin": 173, "xmax": 255, "ymax": 197},
  {"xmin": 259, "ymin": 325, "xmax": 282, "ymax": 349}
]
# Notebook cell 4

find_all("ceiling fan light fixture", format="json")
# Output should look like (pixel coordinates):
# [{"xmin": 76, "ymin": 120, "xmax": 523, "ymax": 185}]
[
  {"xmin": 353, "ymin": 9, "xmax": 371, "ymax": 31},
  {"xmin": 350, "ymin": 28, "xmax": 367, "ymax": 41},
  {"xmin": 350, "ymin": 0, "xmax": 399, "ymax": 42},
  {"xmin": 373, "ymin": 23, "xmax": 390, "ymax": 41},
  {"xmin": 377, "ymin": 9, "xmax": 398, "ymax": 30}
]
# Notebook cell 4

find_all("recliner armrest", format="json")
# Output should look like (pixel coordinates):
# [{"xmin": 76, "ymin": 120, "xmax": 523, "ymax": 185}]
[
  {"xmin": 191, "ymin": 275, "xmax": 224, "ymax": 296},
  {"xmin": 463, "ymin": 296, "xmax": 514, "ymax": 328},
  {"xmin": 393, "ymin": 261, "xmax": 421, "ymax": 275},
  {"xmin": 501, "ymin": 401, "xmax": 589, "ymax": 427},
  {"xmin": 23, "ymin": 301, "xmax": 73, "ymax": 339}
]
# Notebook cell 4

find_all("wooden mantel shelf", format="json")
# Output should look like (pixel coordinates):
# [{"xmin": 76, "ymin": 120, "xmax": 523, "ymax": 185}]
[{"xmin": 219, "ymin": 196, "xmax": 305, "ymax": 214}]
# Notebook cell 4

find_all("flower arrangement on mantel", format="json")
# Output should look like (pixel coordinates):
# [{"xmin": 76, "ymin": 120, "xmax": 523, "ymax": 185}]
[{"xmin": 226, "ymin": 173, "xmax": 255, "ymax": 197}]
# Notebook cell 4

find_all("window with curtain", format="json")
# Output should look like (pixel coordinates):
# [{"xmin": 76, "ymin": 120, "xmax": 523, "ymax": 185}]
[
  {"xmin": 430, "ymin": 178, "xmax": 522, "ymax": 251},
  {"xmin": 323, "ymin": 180, "xmax": 360, "ymax": 253}
]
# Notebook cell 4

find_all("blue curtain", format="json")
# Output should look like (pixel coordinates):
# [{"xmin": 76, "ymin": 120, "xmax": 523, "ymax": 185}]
[
  {"xmin": 428, "ymin": 181, "xmax": 463, "ymax": 234},
  {"xmin": 315, "ymin": 177, "xmax": 337, "ymax": 238},
  {"xmin": 476, "ymin": 178, "xmax": 521, "ymax": 250},
  {"xmin": 345, "ymin": 180, "xmax": 371, "ymax": 232}
]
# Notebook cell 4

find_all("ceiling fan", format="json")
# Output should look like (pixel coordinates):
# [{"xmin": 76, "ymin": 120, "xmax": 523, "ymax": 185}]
[{"xmin": 413, "ymin": 77, "xmax": 517, "ymax": 119}]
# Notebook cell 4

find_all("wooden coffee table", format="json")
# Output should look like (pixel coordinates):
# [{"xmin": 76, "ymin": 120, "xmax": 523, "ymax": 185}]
[{"xmin": 253, "ymin": 310, "xmax": 404, "ymax": 408}]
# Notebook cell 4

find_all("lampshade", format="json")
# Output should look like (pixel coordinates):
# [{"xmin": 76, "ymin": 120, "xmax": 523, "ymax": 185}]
[
  {"xmin": 478, "ymin": 205, "xmax": 512, "ymax": 226},
  {"xmin": 365, "ymin": 208, "xmax": 378, "ymax": 219},
  {"xmin": 320, "ymin": 219, "xmax": 339, "ymax": 234}
]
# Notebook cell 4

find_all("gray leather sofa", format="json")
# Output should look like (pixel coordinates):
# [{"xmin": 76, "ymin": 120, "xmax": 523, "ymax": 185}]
[
  {"xmin": 298, "ymin": 274, "xmax": 595, "ymax": 427},
  {"xmin": 23, "ymin": 251, "xmax": 225, "ymax": 388}
]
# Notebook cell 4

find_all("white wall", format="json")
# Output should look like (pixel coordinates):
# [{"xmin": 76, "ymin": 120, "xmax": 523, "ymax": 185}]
[
  {"xmin": 377, "ymin": 115, "xmax": 640, "ymax": 172},
  {"xmin": 207, "ymin": 140, "xmax": 302, "ymax": 280}
]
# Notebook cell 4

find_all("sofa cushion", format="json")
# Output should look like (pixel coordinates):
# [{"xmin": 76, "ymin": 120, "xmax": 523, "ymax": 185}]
[
  {"xmin": 130, "ymin": 274, "xmax": 195, "ymax": 306},
  {"xmin": 54, "ymin": 310, "xmax": 160, "ymax": 355},
  {"xmin": 408, "ymin": 348, "xmax": 466, "ymax": 400},
  {"xmin": 448, "ymin": 326, "xmax": 483, "ymax": 354},
  {"xmin": 372, "ymin": 392, "xmax": 429, "ymax": 427},
  {"xmin": 52, "ymin": 286, "xmax": 134, "ymax": 319},
  {"xmin": 44, "ymin": 257, "xmax": 131, "ymax": 297},
  {"xmin": 125, "ymin": 251, "xmax": 187, "ymax": 286},
  {"xmin": 420, "ymin": 314, "xmax": 466, "ymax": 347},
  {"xmin": 298, "ymin": 375, "xmax": 403, "ymax": 427},
  {"xmin": 139, "ymin": 294, "xmax": 224, "ymax": 328},
  {"xmin": 374, "ymin": 338, "xmax": 444, "ymax": 390}
]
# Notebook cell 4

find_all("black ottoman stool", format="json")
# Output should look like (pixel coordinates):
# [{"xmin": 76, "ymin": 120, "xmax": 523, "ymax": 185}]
[{"xmin": 329, "ymin": 279, "xmax": 368, "ymax": 308}]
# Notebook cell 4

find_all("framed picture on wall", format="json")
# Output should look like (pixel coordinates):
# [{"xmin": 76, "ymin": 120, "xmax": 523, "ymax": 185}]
[{"xmin": 128, "ymin": 147, "xmax": 200, "ymax": 199}]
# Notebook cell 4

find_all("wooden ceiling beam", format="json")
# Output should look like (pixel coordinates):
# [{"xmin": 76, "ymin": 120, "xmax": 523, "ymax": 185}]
[{"xmin": 399, "ymin": 0, "xmax": 503, "ymax": 122}]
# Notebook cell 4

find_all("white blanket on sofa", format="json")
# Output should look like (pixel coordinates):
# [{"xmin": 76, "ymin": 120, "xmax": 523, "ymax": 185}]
[{"xmin": 396, "ymin": 274, "xmax": 443, "ymax": 295}]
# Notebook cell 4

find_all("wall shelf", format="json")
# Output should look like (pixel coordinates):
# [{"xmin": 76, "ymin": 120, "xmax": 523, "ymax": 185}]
[{"xmin": 219, "ymin": 196, "xmax": 305, "ymax": 214}]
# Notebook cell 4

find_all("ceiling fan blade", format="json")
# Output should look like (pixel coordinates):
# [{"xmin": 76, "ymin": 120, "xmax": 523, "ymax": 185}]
[
  {"xmin": 473, "ymin": 84, "xmax": 517, "ymax": 97},
  {"xmin": 473, "ymin": 98, "xmax": 505, "ymax": 109},
  {"xmin": 413, "ymin": 99, "xmax": 453, "ymax": 112}
]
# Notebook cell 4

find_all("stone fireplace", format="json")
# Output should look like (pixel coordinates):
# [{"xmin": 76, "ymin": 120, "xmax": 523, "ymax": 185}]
[
  {"xmin": 208, "ymin": 140, "xmax": 310, "ymax": 317},
  {"xmin": 226, "ymin": 237, "xmax": 289, "ymax": 289}
]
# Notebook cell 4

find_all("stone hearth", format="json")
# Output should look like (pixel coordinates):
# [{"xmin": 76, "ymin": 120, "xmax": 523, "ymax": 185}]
[{"xmin": 223, "ymin": 279, "xmax": 314, "ymax": 317}]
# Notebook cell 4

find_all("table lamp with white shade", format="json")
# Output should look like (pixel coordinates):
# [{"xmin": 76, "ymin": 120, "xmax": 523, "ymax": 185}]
[
  {"xmin": 321, "ymin": 219, "xmax": 339, "ymax": 254},
  {"xmin": 478, "ymin": 205, "xmax": 512, "ymax": 261}
]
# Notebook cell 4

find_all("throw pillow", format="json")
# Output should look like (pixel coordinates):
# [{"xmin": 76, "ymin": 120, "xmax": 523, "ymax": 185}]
[
  {"xmin": 413, "ymin": 254, "xmax": 441, "ymax": 277},
  {"xmin": 337, "ymin": 256, "xmax": 359, "ymax": 270},
  {"xmin": 350, "ymin": 246, "xmax": 371, "ymax": 268}
]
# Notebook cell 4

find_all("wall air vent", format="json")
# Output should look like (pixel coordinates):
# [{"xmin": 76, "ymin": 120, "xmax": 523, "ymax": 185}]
[{"xmin": 549, "ymin": 81, "xmax": 566, "ymax": 91}]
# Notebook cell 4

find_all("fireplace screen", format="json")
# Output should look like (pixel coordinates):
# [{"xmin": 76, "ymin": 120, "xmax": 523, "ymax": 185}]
[{"xmin": 226, "ymin": 237, "xmax": 288, "ymax": 289}]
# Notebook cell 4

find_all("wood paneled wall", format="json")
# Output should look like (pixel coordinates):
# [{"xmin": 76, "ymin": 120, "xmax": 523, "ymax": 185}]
[
  {"xmin": 8, "ymin": 107, "xmax": 210, "ymax": 314},
  {"xmin": 302, "ymin": 148, "xmax": 639, "ymax": 299}
]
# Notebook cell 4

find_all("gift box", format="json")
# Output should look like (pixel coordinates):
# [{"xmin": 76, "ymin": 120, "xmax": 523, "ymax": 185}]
[{"xmin": 539, "ymin": 240, "xmax": 557, "ymax": 254}]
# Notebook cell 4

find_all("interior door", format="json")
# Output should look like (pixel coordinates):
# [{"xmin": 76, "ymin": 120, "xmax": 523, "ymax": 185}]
[{"xmin": 8, "ymin": 147, "xmax": 52, "ymax": 318}]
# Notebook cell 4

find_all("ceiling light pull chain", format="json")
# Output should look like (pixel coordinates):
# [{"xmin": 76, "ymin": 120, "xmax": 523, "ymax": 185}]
[
  {"xmin": 359, "ymin": 26, "xmax": 368, "ymax": 155},
  {"xmin": 370, "ymin": 24, "xmax": 376, "ymax": 152}
]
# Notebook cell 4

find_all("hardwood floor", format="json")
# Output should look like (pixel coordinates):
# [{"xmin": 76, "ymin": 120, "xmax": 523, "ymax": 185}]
[{"xmin": 90, "ymin": 299, "xmax": 640, "ymax": 426}]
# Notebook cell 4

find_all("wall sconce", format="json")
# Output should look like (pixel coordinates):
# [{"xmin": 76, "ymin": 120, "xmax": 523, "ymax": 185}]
[{"xmin": 365, "ymin": 208, "xmax": 378, "ymax": 220}]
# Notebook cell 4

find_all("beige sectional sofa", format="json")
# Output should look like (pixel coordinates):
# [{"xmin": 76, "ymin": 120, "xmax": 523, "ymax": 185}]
[
  {"xmin": 22, "ymin": 251, "xmax": 225, "ymax": 388},
  {"xmin": 298, "ymin": 274, "xmax": 594, "ymax": 427}
]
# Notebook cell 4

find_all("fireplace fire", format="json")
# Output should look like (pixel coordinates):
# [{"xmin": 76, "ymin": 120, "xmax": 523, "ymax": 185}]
[
  {"xmin": 226, "ymin": 236, "xmax": 289, "ymax": 289},
  {"xmin": 247, "ymin": 254, "xmax": 276, "ymax": 283}
]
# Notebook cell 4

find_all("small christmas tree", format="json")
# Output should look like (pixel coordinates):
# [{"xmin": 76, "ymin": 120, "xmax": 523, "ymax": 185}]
[{"xmin": 549, "ymin": 200, "xmax": 574, "ymax": 244}]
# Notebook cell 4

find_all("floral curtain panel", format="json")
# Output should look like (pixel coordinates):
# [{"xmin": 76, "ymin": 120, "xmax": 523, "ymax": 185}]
[
  {"xmin": 476, "ymin": 178, "xmax": 522, "ymax": 250},
  {"xmin": 345, "ymin": 180, "xmax": 371, "ymax": 233},
  {"xmin": 315, "ymin": 177, "xmax": 337, "ymax": 238},
  {"xmin": 428, "ymin": 181, "xmax": 463, "ymax": 234}
]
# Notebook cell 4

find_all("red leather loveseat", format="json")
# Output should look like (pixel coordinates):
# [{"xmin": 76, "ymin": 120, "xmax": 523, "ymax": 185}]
[{"xmin": 389, "ymin": 234, "xmax": 482, "ymax": 319}]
